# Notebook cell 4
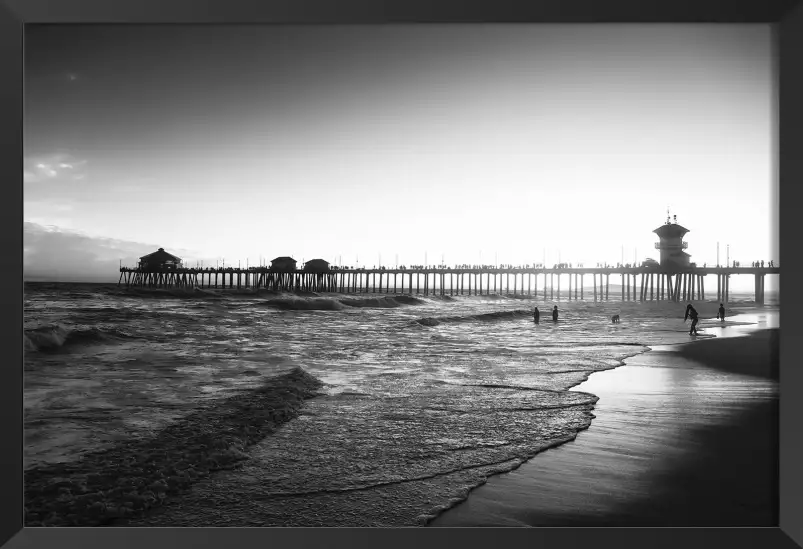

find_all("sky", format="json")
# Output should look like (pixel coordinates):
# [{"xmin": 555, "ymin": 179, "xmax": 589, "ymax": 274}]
[{"xmin": 23, "ymin": 24, "xmax": 778, "ymax": 289}]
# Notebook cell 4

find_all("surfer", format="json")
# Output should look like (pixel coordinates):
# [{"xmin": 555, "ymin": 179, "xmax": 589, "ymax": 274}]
[
  {"xmin": 533, "ymin": 306, "xmax": 540, "ymax": 323},
  {"xmin": 718, "ymin": 303, "xmax": 725, "ymax": 321},
  {"xmin": 552, "ymin": 305, "xmax": 559, "ymax": 322},
  {"xmin": 684, "ymin": 303, "xmax": 699, "ymax": 335}
]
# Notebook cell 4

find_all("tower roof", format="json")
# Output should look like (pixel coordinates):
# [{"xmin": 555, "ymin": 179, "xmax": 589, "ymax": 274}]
[{"xmin": 653, "ymin": 223, "xmax": 689, "ymax": 238}]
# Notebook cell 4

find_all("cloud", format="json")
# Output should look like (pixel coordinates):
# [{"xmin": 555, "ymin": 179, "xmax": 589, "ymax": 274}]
[
  {"xmin": 23, "ymin": 222, "xmax": 210, "ymax": 282},
  {"xmin": 25, "ymin": 199, "xmax": 79, "ymax": 230},
  {"xmin": 24, "ymin": 223, "xmax": 161, "ymax": 282},
  {"xmin": 24, "ymin": 153, "xmax": 87, "ymax": 184}
]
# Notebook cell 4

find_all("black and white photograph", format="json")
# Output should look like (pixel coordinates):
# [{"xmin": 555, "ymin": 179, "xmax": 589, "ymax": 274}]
[{"xmin": 22, "ymin": 24, "xmax": 781, "ymax": 528}]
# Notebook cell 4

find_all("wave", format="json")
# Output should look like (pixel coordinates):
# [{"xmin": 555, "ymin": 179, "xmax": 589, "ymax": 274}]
[
  {"xmin": 24, "ymin": 325, "xmax": 138, "ymax": 352},
  {"xmin": 261, "ymin": 294, "xmax": 427, "ymax": 311},
  {"xmin": 116, "ymin": 287, "xmax": 332, "ymax": 301},
  {"xmin": 416, "ymin": 309, "xmax": 531, "ymax": 326},
  {"xmin": 425, "ymin": 295, "xmax": 458, "ymax": 302},
  {"xmin": 417, "ymin": 318, "xmax": 442, "ymax": 327},
  {"xmin": 117, "ymin": 287, "xmax": 228, "ymax": 299},
  {"xmin": 390, "ymin": 295, "xmax": 427, "ymax": 305},
  {"xmin": 338, "ymin": 296, "xmax": 408, "ymax": 308},
  {"xmin": 263, "ymin": 297, "xmax": 345, "ymax": 311},
  {"xmin": 527, "ymin": 341, "xmax": 648, "ymax": 348},
  {"xmin": 462, "ymin": 293, "xmax": 506, "ymax": 300}
]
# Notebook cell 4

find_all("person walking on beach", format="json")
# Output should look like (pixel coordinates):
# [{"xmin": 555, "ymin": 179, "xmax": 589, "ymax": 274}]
[
  {"xmin": 552, "ymin": 305, "xmax": 559, "ymax": 322},
  {"xmin": 533, "ymin": 306, "xmax": 540, "ymax": 324},
  {"xmin": 684, "ymin": 304, "xmax": 699, "ymax": 335},
  {"xmin": 718, "ymin": 303, "xmax": 725, "ymax": 321}
]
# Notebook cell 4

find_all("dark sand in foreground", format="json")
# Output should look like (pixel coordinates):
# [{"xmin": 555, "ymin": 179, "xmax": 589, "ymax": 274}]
[{"xmin": 430, "ymin": 328, "xmax": 779, "ymax": 527}]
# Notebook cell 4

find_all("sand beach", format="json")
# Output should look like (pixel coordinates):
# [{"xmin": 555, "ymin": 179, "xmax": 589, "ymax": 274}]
[{"xmin": 430, "ymin": 316, "xmax": 779, "ymax": 527}]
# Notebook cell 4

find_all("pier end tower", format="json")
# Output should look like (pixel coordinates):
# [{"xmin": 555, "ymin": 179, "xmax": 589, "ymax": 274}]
[{"xmin": 653, "ymin": 212, "xmax": 691, "ymax": 270}]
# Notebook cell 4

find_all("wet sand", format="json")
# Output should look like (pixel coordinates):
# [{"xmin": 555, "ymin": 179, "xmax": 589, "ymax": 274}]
[
  {"xmin": 430, "ymin": 326, "xmax": 779, "ymax": 527},
  {"xmin": 673, "ymin": 328, "xmax": 779, "ymax": 379}
]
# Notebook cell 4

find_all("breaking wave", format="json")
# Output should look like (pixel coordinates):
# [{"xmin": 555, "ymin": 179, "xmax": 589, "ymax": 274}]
[
  {"xmin": 263, "ymin": 298, "xmax": 345, "ymax": 311},
  {"xmin": 262, "ymin": 295, "xmax": 426, "ymax": 310},
  {"xmin": 339, "ymin": 296, "xmax": 406, "ymax": 308},
  {"xmin": 416, "ymin": 309, "xmax": 531, "ymax": 326},
  {"xmin": 24, "ymin": 325, "xmax": 138, "ymax": 352}
]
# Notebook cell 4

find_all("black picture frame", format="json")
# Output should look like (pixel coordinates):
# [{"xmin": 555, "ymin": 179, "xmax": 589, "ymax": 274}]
[{"xmin": 3, "ymin": 1, "xmax": 801, "ymax": 548}]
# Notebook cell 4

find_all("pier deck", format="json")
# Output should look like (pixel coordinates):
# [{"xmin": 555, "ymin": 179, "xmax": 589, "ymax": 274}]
[{"xmin": 118, "ymin": 266, "xmax": 779, "ymax": 304}]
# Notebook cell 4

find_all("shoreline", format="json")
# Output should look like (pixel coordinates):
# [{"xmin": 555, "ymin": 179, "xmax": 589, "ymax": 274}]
[{"xmin": 429, "ymin": 324, "xmax": 779, "ymax": 527}]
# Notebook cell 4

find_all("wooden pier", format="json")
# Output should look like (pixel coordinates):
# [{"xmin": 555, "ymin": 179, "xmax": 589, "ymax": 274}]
[{"xmin": 119, "ymin": 265, "xmax": 779, "ymax": 304}]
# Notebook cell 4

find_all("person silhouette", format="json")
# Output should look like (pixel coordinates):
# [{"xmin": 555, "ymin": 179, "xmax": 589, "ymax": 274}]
[
  {"xmin": 533, "ymin": 306, "xmax": 540, "ymax": 324},
  {"xmin": 684, "ymin": 304, "xmax": 699, "ymax": 335},
  {"xmin": 552, "ymin": 305, "xmax": 559, "ymax": 322},
  {"xmin": 718, "ymin": 303, "xmax": 725, "ymax": 321}
]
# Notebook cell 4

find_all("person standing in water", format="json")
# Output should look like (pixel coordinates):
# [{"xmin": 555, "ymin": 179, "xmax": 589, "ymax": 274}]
[
  {"xmin": 718, "ymin": 303, "xmax": 725, "ymax": 321},
  {"xmin": 533, "ymin": 306, "xmax": 540, "ymax": 323},
  {"xmin": 552, "ymin": 305, "xmax": 559, "ymax": 322},
  {"xmin": 684, "ymin": 303, "xmax": 699, "ymax": 335}
]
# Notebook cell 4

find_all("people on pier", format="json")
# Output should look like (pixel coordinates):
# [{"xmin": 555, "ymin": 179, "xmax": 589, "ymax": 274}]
[
  {"xmin": 552, "ymin": 305, "xmax": 559, "ymax": 322},
  {"xmin": 761, "ymin": 260, "xmax": 765, "ymax": 268},
  {"xmin": 684, "ymin": 304, "xmax": 699, "ymax": 335},
  {"xmin": 533, "ymin": 306, "xmax": 540, "ymax": 324},
  {"xmin": 717, "ymin": 303, "xmax": 725, "ymax": 322}
]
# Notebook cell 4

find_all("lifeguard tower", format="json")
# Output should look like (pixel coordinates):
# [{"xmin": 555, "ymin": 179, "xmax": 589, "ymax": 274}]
[{"xmin": 653, "ymin": 212, "xmax": 691, "ymax": 270}]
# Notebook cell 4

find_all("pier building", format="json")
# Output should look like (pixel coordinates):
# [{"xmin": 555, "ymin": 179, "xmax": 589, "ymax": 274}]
[
  {"xmin": 138, "ymin": 248, "xmax": 182, "ymax": 272},
  {"xmin": 270, "ymin": 256, "xmax": 297, "ymax": 272},
  {"xmin": 303, "ymin": 259, "xmax": 330, "ymax": 273}
]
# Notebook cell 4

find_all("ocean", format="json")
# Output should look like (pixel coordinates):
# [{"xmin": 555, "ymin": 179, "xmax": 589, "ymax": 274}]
[{"xmin": 22, "ymin": 282, "xmax": 778, "ymax": 526}]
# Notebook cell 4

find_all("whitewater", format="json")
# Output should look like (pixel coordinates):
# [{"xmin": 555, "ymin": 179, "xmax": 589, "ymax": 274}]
[{"xmin": 22, "ymin": 282, "xmax": 769, "ymax": 526}]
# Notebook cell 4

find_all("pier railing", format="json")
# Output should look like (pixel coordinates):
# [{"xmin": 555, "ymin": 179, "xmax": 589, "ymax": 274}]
[{"xmin": 118, "ymin": 265, "xmax": 778, "ymax": 305}]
